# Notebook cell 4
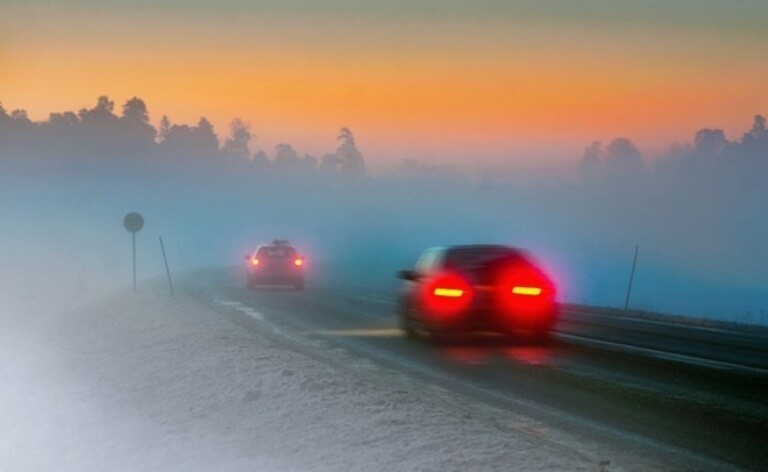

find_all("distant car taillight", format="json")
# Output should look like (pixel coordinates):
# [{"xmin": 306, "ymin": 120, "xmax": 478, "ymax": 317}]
[
  {"xmin": 294, "ymin": 258, "xmax": 303, "ymax": 267},
  {"xmin": 251, "ymin": 258, "xmax": 260, "ymax": 267},
  {"xmin": 421, "ymin": 272, "xmax": 473, "ymax": 321}
]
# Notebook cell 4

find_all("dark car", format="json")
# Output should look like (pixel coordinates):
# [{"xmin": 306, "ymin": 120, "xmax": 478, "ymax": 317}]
[
  {"xmin": 245, "ymin": 240, "xmax": 306, "ymax": 290},
  {"xmin": 397, "ymin": 245, "xmax": 557, "ymax": 342}
]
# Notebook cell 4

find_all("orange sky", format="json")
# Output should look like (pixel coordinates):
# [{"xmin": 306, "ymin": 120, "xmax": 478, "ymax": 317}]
[{"xmin": 2, "ymin": 3, "xmax": 767, "ymax": 169}]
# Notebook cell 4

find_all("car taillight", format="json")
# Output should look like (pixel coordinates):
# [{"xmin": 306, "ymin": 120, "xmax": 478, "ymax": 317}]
[
  {"xmin": 294, "ymin": 258, "xmax": 303, "ymax": 267},
  {"xmin": 421, "ymin": 272, "xmax": 473, "ymax": 321},
  {"xmin": 511, "ymin": 286, "xmax": 542, "ymax": 296},
  {"xmin": 251, "ymin": 258, "xmax": 260, "ymax": 267},
  {"xmin": 433, "ymin": 287, "xmax": 465, "ymax": 298},
  {"xmin": 496, "ymin": 262, "xmax": 555, "ymax": 317}
]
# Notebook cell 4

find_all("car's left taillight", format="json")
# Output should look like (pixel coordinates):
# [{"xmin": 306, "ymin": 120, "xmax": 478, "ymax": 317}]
[
  {"xmin": 420, "ymin": 271, "xmax": 474, "ymax": 322},
  {"xmin": 250, "ymin": 257, "xmax": 260, "ymax": 267}
]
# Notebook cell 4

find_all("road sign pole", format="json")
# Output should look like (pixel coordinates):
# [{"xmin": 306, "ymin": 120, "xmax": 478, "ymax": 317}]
[
  {"xmin": 132, "ymin": 232, "xmax": 137, "ymax": 292},
  {"xmin": 624, "ymin": 245, "xmax": 639, "ymax": 313},
  {"xmin": 123, "ymin": 212, "xmax": 144, "ymax": 293}
]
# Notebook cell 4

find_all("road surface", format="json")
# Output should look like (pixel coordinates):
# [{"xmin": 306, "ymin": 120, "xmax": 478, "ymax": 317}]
[{"xmin": 184, "ymin": 267, "xmax": 768, "ymax": 470}]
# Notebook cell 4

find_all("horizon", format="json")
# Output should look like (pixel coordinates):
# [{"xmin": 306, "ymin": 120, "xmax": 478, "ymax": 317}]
[{"xmin": 1, "ymin": 94, "xmax": 764, "ymax": 176}]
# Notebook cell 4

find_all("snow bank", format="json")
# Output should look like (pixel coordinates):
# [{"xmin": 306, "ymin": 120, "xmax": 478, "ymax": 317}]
[{"xmin": 1, "ymin": 282, "xmax": 613, "ymax": 471}]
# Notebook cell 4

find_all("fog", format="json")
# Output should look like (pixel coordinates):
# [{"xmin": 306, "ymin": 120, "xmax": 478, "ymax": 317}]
[{"xmin": 1, "ymin": 97, "xmax": 767, "ymax": 324}]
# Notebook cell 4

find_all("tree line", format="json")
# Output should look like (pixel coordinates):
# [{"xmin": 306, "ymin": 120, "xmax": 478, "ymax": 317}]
[
  {"xmin": 0, "ymin": 96, "xmax": 366, "ymax": 176},
  {"xmin": 2, "ymin": 95, "xmax": 765, "ymax": 182},
  {"xmin": 580, "ymin": 115, "xmax": 768, "ymax": 179}
]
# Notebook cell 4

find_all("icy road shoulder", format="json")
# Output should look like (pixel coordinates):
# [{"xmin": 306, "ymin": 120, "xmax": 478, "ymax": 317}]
[{"xmin": 3, "ymin": 284, "xmax": 618, "ymax": 471}]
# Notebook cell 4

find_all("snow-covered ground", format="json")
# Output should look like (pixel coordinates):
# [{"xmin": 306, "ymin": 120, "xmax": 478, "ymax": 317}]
[{"xmin": 1, "ymin": 278, "xmax": 638, "ymax": 471}]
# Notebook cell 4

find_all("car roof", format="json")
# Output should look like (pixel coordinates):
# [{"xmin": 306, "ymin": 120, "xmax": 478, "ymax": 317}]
[
  {"xmin": 255, "ymin": 239, "xmax": 293, "ymax": 247},
  {"xmin": 445, "ymin": 244, "xmax": 516, "ymax": 252},
  {"xmin": 443, "ymin": 245, "xmax": 530, "ymax": 263},
  {"xmin": 438, "ymin": 244, "xmax": 524, "ymax": 256},
  {"xmin": 255, "ymin": 241, "xmax": 296, "ymax": 251},
  {"xmin": 418, "ymin": 245, "xmax": 527, "ymax": 263}
]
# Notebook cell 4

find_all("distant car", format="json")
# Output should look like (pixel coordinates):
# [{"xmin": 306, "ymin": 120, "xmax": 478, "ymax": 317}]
[
  {"xmin": 245, "ymin": 240, "xmax": 306, "ymax": 290},
  {"xmin": 397, "ymin": 245, "xmax": 557, "ymax": 342}
]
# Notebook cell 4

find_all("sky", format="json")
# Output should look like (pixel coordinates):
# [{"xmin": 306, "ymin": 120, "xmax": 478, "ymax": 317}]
[{"xmin": 1, "ymin": 0, "xmax": 767, "ymax": 169}]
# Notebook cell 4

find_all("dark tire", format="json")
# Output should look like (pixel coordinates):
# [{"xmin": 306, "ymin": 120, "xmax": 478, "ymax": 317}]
[
  {"xmin": 526, "ymin": 329, "xmax": 552, "ymax": 345},
  {"xmin": 398, "ymin": 303, "xmax": 418, "ymax": 339},
  {"xmin": 427, "ymin": 330, "xmax": 455, "ymax": 346},
  {"xmin": 401, "ymin": 316, "xmax": 417, "ymax": 339}
]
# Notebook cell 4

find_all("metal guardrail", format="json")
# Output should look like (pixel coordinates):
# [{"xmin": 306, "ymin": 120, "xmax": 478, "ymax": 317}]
[{"xmin": 557, "ymin": 307, "xmax": 768, "ymax": 372}]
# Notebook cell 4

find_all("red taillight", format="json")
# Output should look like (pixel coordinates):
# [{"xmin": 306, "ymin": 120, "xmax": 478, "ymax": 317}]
[
  {"xmin": 294, "ymin": 258, "xmax": 303, "ymax": 267},
  {"xmin": 250, "ymin": 258, "xmax": 260, "ymax": 267},
  {"xmin": 421, "ymin": 272, "xmax": 473, "ymax": 321},
  {"xmin": 496, "ymin": 262, "xmax": 555, "ymax": 317},
  {"xmin": 511, "ymin": 286, "xmax": 542, "ymax": 296},
  {"xmin": 433, "ymin": 287, "xmax": 465, "ymax": 298}
]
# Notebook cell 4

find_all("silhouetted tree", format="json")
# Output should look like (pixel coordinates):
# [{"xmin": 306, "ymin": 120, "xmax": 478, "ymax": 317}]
[
  {"xmin": 46, "ymin": 112, "xmax": 79, "ymax": 130},
  {"xmin": 158, "ymin": 115, "xmax": 171, "ymax": 143},
  {"xmin": 6, "ymin": 109, "xmax": 36, "ymax": 145},
  {"xmin": 159, "ymin": 118, "xmax": 217, "ymax": 160},
  {"xmin": 79, "ymin": 96, "xmax": 117, "ymax": 124},
  {"xmin": 580, "ymin": 141, "xmax": 604, "ymax": 176},
  {"xmin": 43, "ymin": 112, "xmax": 80, "ymax": 150},
  {"xmin": 318, "ymin": 128, "xmax": 366, "ymax": 175},
  {"xmin": 693, "ymin": 129, "xmax": 728, "ymax": 159},
  {"xmin": 122, "ymin": 97, "xmax": 150, "ymax": 123},
  {"xmin": 119, "ymin": 97, "xmax": 156, "ymax": 149},
  {"xmin": 273, "ymin": 143, "xmax": 301, "ymax": 170},
  {"xmin": 252, "ymin": 150, "xmax": 269, "ymax": 164},
  {"xmin": 222, "ymin": 118, "xmax": 251, "ymax": 159},
  {"xmin": 10, "ymin": 109, "xmax": 31, "ymax": 125},
  {"xmin": 74, "ymin": 96, "xmax": 122, "ymax": 156},
  {"xmin": 745, "ymin": 115, "xmax": 766, "ymax": 141},
  {"xmin": 605, "ymin": 138, "xmax": 643, "ymax": 174},
  {"xmin": 740, "ymin": 115, "xmax": 767, "ymax": 160},
  {"xmin": 193, "ymin": 117, "xmax": 220, "ymax": 156},
  {"xmin": 196, "ymin": 117, "xmax": 214, "ymax": 137},
  {"xmin": 161, "ymin": 124, "xmax": 193, "ymax": 154}
]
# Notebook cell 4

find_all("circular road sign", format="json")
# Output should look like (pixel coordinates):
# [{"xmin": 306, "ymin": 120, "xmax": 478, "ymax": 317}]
[{"xmin": 123, "ymin": 212, "xmax": 145, "ymax": 233}]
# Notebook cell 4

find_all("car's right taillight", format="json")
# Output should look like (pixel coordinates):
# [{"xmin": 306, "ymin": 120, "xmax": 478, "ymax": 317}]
[
  {"xmin": 497, "ymin": 262, "xmax": 555, "ymax": 317},
  {"xmin": 511, "ymin": 286, "xmax": 543, "ymax": 296}
]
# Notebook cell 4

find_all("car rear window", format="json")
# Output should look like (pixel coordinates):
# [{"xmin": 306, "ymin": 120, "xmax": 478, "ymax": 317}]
[
  {"xmin": 257, "ymin": 246, "xmax": 296, "ymax": 259},
  {"xmin": 444, "ymin": 247, "xmax": 522, "ymax": 276}
]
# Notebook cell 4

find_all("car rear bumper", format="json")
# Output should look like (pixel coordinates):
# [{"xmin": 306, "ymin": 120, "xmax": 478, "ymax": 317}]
[
  {"xmin": 248, "ymin": 272, "xmax": 303, "ymax": 285},
  {"xmin": 422, "ymin": 307, "xmax": 557, "ymax": 335}
]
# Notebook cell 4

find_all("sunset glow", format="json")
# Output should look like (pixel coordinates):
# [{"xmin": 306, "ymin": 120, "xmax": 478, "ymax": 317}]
[{"xmin": 2, "ymin": 1, "xmax": 767, "ymax": 167}]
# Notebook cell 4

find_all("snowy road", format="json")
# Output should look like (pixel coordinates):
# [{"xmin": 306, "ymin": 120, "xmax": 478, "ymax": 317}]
[
  {"xmin": 4, "ymin": 266, "xmax": 767, "ymax": 471},
  {"xmin": 0, "ymin": 275, "xmax": 634, "ymax": 472},
  {"xmin": 187, "ymin": 267, "xmax": 768, "ymax": 470}
]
